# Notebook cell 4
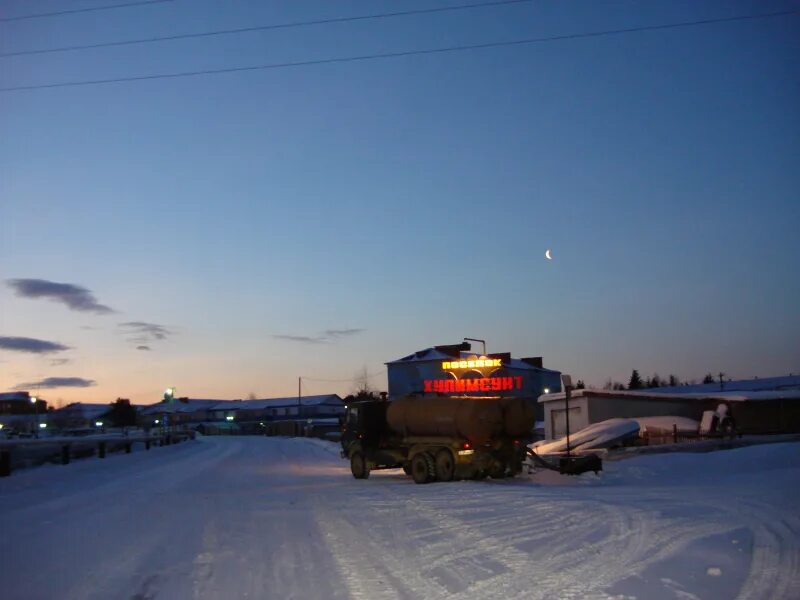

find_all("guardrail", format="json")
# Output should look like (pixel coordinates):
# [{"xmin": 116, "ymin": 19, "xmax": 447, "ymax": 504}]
[{"xmin": 0, "ymin": 431, "xmax": 195, "ymax": 477}]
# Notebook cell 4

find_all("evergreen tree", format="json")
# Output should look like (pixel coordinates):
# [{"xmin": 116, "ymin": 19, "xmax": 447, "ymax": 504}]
[
  {"xmin": 668, "ymin": 374, "xmax": 680, "ymax": 387},
  {"xmin": 651, "ymin": 374, "xmax": 662, "ymax": 388},
  {"xmin": 107, "ymin": 398, "xmax": 137, "ymax": 427},
  {"xmin": 628, "ymin": 369, "xmax": 643, "ymax": 390},
  {"xmin": 613, "ymin": 382, "xmax": 626, "ymax": 390},
  {"xmin": 702, "ymin": 373, "xmax": 716, "ymax": 384},
  {"xmin": 575, "ymin": 380, "xmax": 586, "ymax": 389}
]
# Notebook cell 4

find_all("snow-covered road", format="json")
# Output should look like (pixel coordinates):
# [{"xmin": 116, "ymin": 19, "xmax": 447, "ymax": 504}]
[{"xmin": 0, "ymin": 436, "xmax": 798, "ymax": 600}]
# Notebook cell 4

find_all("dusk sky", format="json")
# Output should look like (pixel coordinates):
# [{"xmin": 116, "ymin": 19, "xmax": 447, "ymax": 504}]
[{"xmin": 1, "ymin": 0, "xmax": 798, "ymax": 406}]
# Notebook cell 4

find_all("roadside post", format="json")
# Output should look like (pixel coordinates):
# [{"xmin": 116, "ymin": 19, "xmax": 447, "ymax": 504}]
[{"xmin": 561, "ymin": 374, "xmax": 573, "ymax": 457}]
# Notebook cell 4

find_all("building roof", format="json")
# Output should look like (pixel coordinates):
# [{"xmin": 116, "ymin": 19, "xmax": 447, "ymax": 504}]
[
  {"xmin": 54, "ymin": 402, "xmax": 111, "ymax": 419},
  {"xmin": 538, "ymin": 388, "xmax": 800, "ymax": 404},
  {"xmin": 139, "ymin": 399, "xmax": 227, "ymax": 415},
  {"xmin": 646, "ymin": 375, "xmax": 800, "ymax": 395},
  {"xmin": 0, "ymin": 392, "xmax": 32, "ymax": 402},
  {"xmin": 386, "ymin": 347, "xmax": 461, "ymax": 365},
  {"xmin": 211, "ymin": 395, "xmax": 343, "ymax": 411},
  {"xmin": 387, "ymin": 346, "xmax": 560, "ymax": 374},
  {"xmin": 139, "ymin": 394, "xmax": 343, "ymax": 414}
]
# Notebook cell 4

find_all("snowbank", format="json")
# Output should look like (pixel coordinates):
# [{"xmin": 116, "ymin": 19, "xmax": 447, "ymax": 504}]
[{"xmin": 533, "ymin": 418, "xmax": 640, "ymax": 454}]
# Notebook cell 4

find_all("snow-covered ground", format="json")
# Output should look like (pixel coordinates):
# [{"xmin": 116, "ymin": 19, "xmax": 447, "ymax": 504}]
[{"xmin": 0, "ymin": 436, "xmax": 798, "ymax": 600}]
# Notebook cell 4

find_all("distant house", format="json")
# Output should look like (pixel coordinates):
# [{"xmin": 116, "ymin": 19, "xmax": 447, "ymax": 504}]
[
  {"xmin": 0, "ymin": 391, "xmax": 45, "ymax": 415},
  {"xmin": 138, "ymin": 398, "xmax": 227, "ymax": 427},
  {"xmin": 229, "ymin": 395, "xmax": 345, "ymax": 421},
  {"xmin": 0, "ymin": 391, "xmax": 48, "ymax": 433},
  {"xmin": 50, "ymin": 402, "xmax": 112, "ymax": 430},
  {"xmin": 137, "ymin": 394, "xmax": 344, "ymax": 433}
]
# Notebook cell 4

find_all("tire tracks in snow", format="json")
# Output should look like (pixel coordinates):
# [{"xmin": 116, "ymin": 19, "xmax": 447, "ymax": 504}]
[
  {"xmin": 315, "ymin": 503, "xmax": 453, "ymax": 600},
  {"xmin": 734, "ymin": 501, "xmax": 800, "ymax": 600}
]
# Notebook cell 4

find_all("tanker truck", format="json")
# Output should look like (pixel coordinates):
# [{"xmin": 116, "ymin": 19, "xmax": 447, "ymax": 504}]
[{"xmin": 340, "ymin": 395, "xmax": 535, "ymax": 483}]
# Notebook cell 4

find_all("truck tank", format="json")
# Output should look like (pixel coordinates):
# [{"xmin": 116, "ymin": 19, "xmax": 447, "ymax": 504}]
[{"xmin": 386, "ymin": 395, "xmax": 535, "ymax": 443}]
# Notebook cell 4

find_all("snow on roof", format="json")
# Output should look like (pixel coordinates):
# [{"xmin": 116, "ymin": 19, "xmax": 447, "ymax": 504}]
[
  {"xmin": 217, "ymin": 395, "xmax": 343, "ymax": 411},
  {"xmin": 386, "ymin": 347, "xmax": 460, "ymax": 364},
  {"xmin": 139, "ymin": 399, "xmax": 227, "ymax": 415},
  {"xmin": 647, "ymin": 375, "xmax": 800, "ymax": 394},
  {"xmin": 0, "ymin": 392, "xmax": 31, "ymax": 402},
  {"xmin": 139, "ymin": 394, "xmax": 343, "ymax": 414},
  {"xmin": 538, "ymin": 388, "xmax": 800, "ymax": 404},
  {"xmin": 54, "ymin": 403, "xmax": 111, "ymax": 418}
]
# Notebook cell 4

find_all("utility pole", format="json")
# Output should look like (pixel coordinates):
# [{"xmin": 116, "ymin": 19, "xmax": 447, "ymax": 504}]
[
  {"xmin": 718, "ymin": 372, "xmax": 725, "ymax": 391},
  {"xmin": 298, "ymin": 377, "xmax": 302, "ymax": 418}
]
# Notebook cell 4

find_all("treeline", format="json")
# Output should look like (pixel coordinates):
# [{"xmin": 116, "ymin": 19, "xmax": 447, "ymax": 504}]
[{"xmin": 600, "ymin": 370, "xmax": 724, "ymax": 391}]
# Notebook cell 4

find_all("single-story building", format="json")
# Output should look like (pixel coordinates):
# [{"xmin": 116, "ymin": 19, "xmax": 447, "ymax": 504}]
[
  {"xmin": 138, "ymin": 394, "xmax": 345, "ymax": 432},
  {"xmin": 50, "ymin": 402, "xmax": 112, "ymax": 430},
  {"xmin": 539, "ymin": 388, "xmax": 800, "ymax": 440}
]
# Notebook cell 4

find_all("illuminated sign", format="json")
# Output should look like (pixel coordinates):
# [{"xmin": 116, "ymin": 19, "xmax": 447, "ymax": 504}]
[
  {"xmin": 424, "ymin": 376, "xmax": 523, "ymax": 394},
  {"xmin": 442, "ymin": 358, "xmax": 502, "ymax": 370}
]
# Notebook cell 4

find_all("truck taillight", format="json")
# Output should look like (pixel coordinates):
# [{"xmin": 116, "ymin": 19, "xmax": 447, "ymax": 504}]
[{"xmin": 462, "ymin": 441, "xmax": 471, "ymax": 450}]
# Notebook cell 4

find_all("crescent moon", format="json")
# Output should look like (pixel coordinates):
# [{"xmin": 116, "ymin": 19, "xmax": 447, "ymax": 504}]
[{"xmin": 545, "ymin": 249, "xmax": 552, "ymax": 260}]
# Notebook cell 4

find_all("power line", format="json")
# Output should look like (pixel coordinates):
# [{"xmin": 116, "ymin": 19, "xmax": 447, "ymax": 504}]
[
  {"xmin": 1, "ymin": 0, "xmax": 533, "ymax": 57},
  {"xmin": 2, "ymin": 10, "xmax": 795, "ymax": 93},
  {"xmin": 1, "ymin": 0, "xmax": 173, "ymax": 23},
  {"xmin": 301, "ymin": 371, "xmax": 387, "ymax": 384}
]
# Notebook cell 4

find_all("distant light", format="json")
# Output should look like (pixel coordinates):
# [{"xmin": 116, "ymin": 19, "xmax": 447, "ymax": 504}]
[
  {"xmin": 225, "ymin": 415, "xmax": 234, "ymax": 421},
  {"xmin": 95, "ymin": 421, "xmax": 103, "ymax": 427},
  {"xmin": 259, "ymin": 422, "xmax": 264, "ymax": 426},
  {"xmin": 544, "ymin": 388, "xmax": 550, "ymax": 394},
  {"xmin": 0, "ymin": 424, "xmax": 3, "ymax": 430},
  {"xmin": 344, "ymin": 405, "xmax": 348, "ymax": 409},
  {"xmin": 165, "ymin": 388, "xmax": 174, "ymax": 396},
  {"xmin": 30, "ymin": 396, "xmax": 37, "ymax": 404},
  {"xmin": 154, "ymin": 419, "xmax": 160, "ymax": 424},
  {"xmin": 39, "ymin": 423, "xmax": 47, "ymax": 429}
]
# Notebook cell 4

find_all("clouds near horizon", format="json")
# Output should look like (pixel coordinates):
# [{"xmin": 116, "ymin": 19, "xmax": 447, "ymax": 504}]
[
  {"xmin": 7, "ymin": 279, "xmax": 114, "ymax": 314},
  {"xmin": 272, "ymin": 328, "xmax": 365, "ymax": 344},
  {"xmin": 14, "ymin": 376, "xmax": 96, "ymax": 390},
  {"xmin": 119, "ymin": 321, "xmax": 174, "ymax": 348},
  {"xmin": 0, "ymin": 336, "xmax": 70, "ymax": 354}
]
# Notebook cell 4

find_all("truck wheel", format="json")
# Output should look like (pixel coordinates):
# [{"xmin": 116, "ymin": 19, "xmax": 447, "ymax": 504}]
[
  {"xmin": 435, "ymin": 449, "xmax": 455, "ymax": 482},
  {"xmin": 402, "ymin": 463, "xmax": 412, "ymax": 476},
  {"xmin": 411, "ymin": 453, "xmax": 433, "ymax": 484},
  {"xmin": 350, "ymin": 451, "xmax": 370, "ymax": 479}
]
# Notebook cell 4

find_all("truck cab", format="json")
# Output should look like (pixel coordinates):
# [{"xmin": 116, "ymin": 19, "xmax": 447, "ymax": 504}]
[{"xmin": 341, "ymin": 401, "xmax": 404, "ymax": 479}]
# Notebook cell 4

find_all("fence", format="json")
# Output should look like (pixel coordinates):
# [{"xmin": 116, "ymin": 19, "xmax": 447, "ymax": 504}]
[{"xmin": 0, "ymin": 431, "xmax": 195, "ymax": 477}]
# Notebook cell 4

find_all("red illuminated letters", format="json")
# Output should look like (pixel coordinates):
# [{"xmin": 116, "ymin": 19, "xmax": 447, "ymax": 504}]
[{"xmin": 422, "ymin": 376, "xmax": 523, "ymax": 394}]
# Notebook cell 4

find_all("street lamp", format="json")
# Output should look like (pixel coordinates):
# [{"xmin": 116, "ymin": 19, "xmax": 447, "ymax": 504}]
[{"xmin": 30, "ymin": 395, "xmax": 38, "ymax": 438}]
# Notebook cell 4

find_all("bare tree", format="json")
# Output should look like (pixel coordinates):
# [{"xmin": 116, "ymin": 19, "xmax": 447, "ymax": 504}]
[{"xmin": 353, "ymin": 365, "xmax": 371, "ymax": 396}]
